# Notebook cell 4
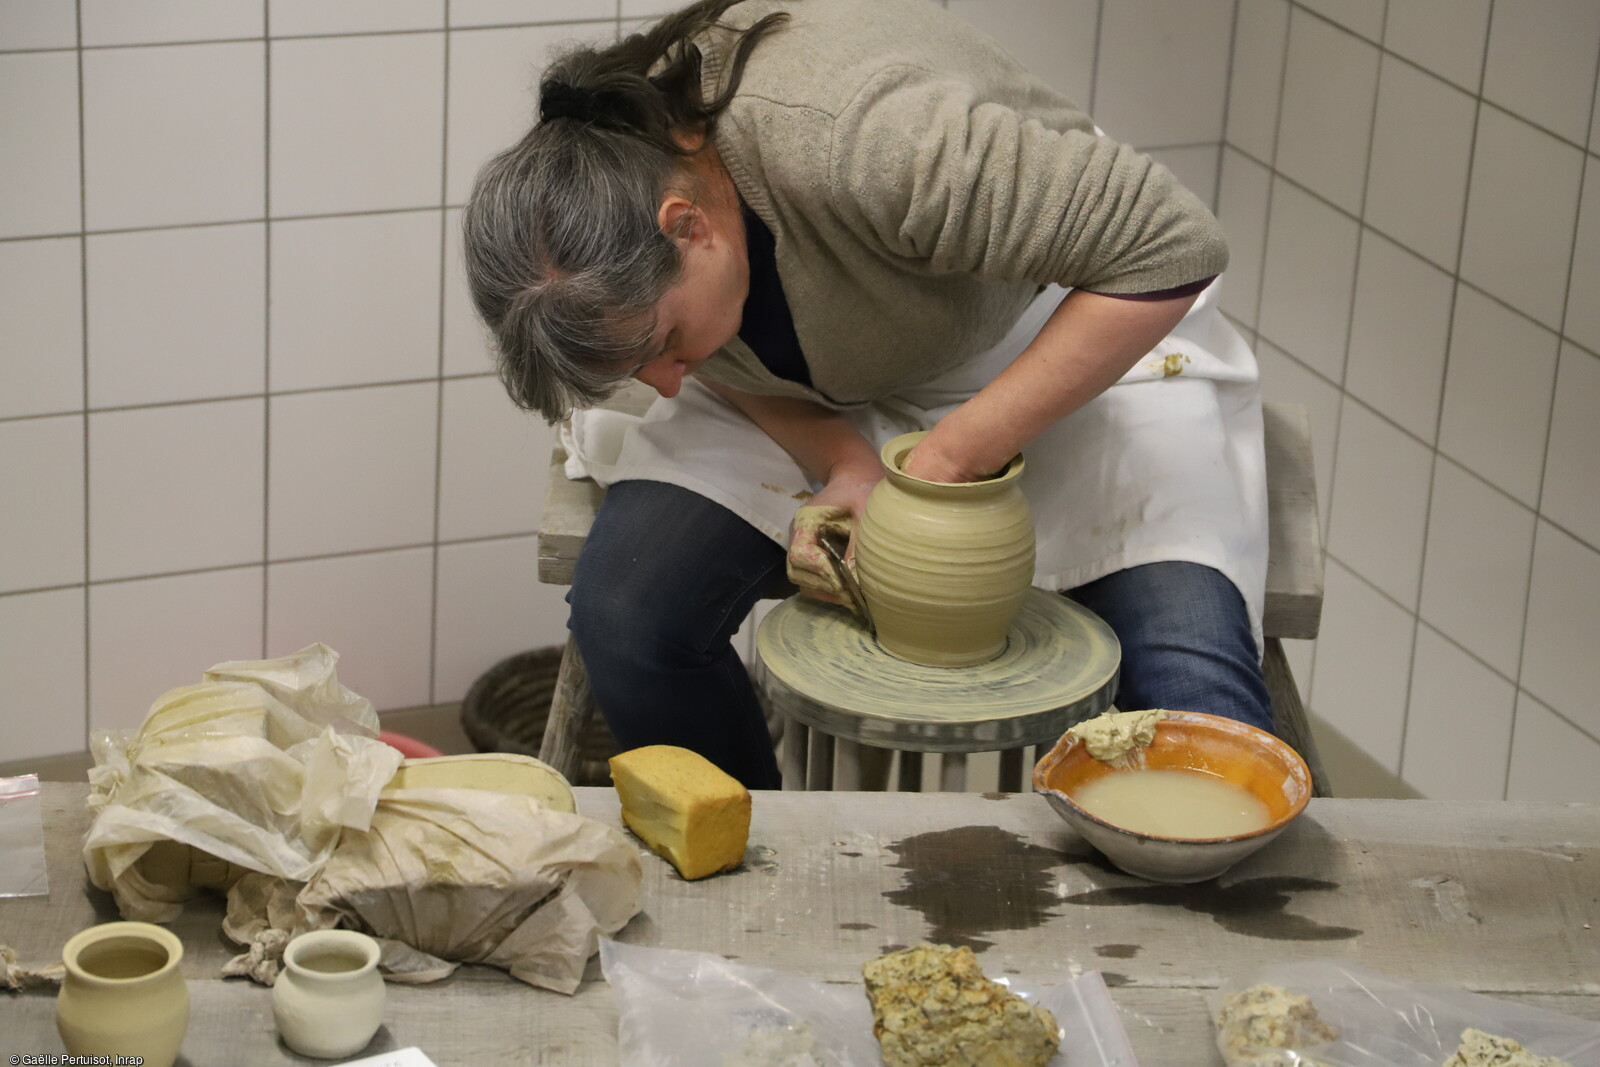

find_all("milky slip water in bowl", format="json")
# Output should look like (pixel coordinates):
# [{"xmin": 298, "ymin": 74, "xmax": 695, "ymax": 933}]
[{"xmin": 1071, "ymin": 767, "xmax": 1271, "ymax": 839}]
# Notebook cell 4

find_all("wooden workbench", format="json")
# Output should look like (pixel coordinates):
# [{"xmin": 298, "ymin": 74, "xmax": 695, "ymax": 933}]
[{"xmin": 3, "ymin": 784, "xmax": 1596, "ymax": 1065}]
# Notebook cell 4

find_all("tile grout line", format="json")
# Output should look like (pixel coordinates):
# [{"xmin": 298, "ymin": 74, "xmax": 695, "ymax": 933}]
[
  {"xmin": 75, "ymin": 0, "xmax": 90, "ymax": 752},
  {"xmin": 0, "ymin": 532, "xmax": 552, "ymax": 602},
  {"xmin": 1506, "ymin": 24, "xmax": 1600, "ymax": 798},
  {"xmin": 0, "ymin": 18, "xmax": 620, "ymax": 55},
  {"xmin": 1213, "ymin": 0, "xmax": 1242, "ymax": 211},
  {"xmin": 0, "ymin": 204, "xmax": 459, "ymax": 242},
  {"xmin": 261, "ymin": 0, "xmax": 272, "ymax": 660},
  {"xmin": 1087, "ymin": 0, "xmax": 1102, "ymax": 119},
  {"xmin": 1464, "ymin": 0, "xmax": 1524, "ymax": 802},
  {"xmin": 0, "ymin": 370, "xmax": 502, "ymax": 423},
  {"xmin": 1349, "ymin": 0, "xmax": 1407, "ymax": 778},
  {"xmin": 1268, "ymin": 4, "xmax": 1323, "ymax": 712},
  {"xmin": 427, "ymin": 6, "xmax": 453, "ymax": 708}
]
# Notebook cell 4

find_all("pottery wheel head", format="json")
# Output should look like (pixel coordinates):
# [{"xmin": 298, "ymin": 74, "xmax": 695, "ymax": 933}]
[{"xmin": 754, "ymin": 589, "xmax": 1121, "ymax": 751}]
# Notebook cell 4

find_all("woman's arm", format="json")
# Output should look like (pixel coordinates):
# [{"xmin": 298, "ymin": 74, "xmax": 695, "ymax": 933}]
[
  {"xmin": 700, "ymin": 379, "xmax": 884, "ymax": 604},
  {"xmin": 903, "ymin": 288, "xmax": 1198, "ymax": 483},
  {"xmin": 700, "ymin": 379, "xmax": 881, "ymax": 488}
]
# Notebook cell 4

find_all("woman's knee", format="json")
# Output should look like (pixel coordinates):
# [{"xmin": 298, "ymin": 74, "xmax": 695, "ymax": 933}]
[
  {"xmin": 568, "ymin": 480, "xmax": 786, "ymax": 667},
  {"xmin": 1068, "ymin": 561, "xmax": 1272, "ymax": 731}
]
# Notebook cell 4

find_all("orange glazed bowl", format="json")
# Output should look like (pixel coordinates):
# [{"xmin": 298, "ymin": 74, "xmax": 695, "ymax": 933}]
[{"xmin": 1032, "ymin": 711, "xmax": 1312, "ymax": 883}]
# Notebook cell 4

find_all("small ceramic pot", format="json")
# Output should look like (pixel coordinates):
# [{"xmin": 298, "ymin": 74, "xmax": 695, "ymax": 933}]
[
  {"xmin": 272, "ymin": 929, "xmax": 387, "ymax": 1059},
  {"xmin": 57, "ymin": 921, "xmax": 190, "ymax": 1067},
  {"xmin": 855, "ymin": 431, "xmax": 1035, "ymax": 666}
]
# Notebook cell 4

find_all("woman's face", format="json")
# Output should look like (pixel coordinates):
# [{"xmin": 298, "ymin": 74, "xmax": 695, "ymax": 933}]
[{"xmin": 632, "ymin": 190, "xmax": 748, "ymax": 398}]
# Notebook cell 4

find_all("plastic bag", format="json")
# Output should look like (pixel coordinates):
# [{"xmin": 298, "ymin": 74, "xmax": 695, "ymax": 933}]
[
  {"xmin": 82, "ymin": 644, "xmax": 402, "ymax": 921},
  {"xmin": 223, "ymin": 786, "xmax": 642, "ymax": 994},
  {"xmin": 0, "ymin": 774, "xmax": 49, "ymax": 898},
  {"xmin": 1208, "ymin": 960, "xmax": 1600, "ymax": 1066},
  {"xmin": 601, "ymin": 940, "xmax": 1139, "ymax": 1067}
]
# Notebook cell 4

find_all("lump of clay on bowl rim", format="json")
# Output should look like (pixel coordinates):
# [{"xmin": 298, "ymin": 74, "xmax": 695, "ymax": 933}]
[{"xmin": 1066, "ymin": 708, "xmax": 1167, "ymax": 764}]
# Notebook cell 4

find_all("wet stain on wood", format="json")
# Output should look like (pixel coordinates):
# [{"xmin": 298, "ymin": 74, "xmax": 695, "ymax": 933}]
[
  {"xmin": 882, "ymin": 825, "xmax": 1062, "ymax": 952},
  {"xmin": 1063, "ymin": 874, "xmax": 1361, "ymax": 941},
  {"xmin": 840, "ymin": 851, "xmax": 863, "ymax": 857},
  {"xmin": 1101, "ymin": 972, "xmax": 1131, "ymax": 987},
  {"xmin": 981, "ymin": 792, "xmax": 1012, "ymax": 801},
  {"xmin": 1095, "ymin": 943, "xmax": 1140, "ymax": 959},
  {"xmin": 838, "ymin": 922, "xmax": 876, "ymax": 931}
]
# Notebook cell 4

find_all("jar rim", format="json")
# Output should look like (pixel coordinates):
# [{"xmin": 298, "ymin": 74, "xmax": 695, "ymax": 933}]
[
  {"xmin": 878, "ymin": 430, "xmax": 1025, "ymax": 488},
  {"xmin": 62, "ymin": 921, "xmax": 184, "ymax": 985},
  {"xmin": 282, "ymin": 929, "xmax": 381, "ymax": 981}
]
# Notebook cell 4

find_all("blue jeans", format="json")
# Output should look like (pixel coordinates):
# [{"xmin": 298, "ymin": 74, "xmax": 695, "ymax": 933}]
[{"xmin": 568, "ymin": 479, "xmax": 1274, "ymax": 789}]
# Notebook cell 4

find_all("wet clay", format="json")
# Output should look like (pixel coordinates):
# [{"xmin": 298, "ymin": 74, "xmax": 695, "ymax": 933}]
[
  {"xmin": 881, "ymin": 826, "xmax": 1063, "ymax": 951},
  {"xmin": 854, "ymin": 430, "xmax": 1034, "ymax": 667}
]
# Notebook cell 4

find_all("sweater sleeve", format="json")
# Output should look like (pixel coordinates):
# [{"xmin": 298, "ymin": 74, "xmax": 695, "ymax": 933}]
[{"xmin": 826, "ymin": 63, "xmax": 1228, "ymax": 294}]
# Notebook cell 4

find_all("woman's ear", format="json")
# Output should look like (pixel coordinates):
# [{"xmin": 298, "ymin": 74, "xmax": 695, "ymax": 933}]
[{"xmin": 657, "ymin": 193, "xmax": 701, "ymax": 243}]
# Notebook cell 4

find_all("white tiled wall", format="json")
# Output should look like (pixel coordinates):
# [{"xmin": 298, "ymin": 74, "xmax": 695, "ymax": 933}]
[
  {"xmin": 1220, "ymin": 0, "xmax": 1600, "ymax": 801},
  {"xmin": 1, "ymin": 0, "xmax": 607, "ymax": 757},
  {"xmin": 4, "ymin": 1, "xmax": 1593, "ymax": 801}
]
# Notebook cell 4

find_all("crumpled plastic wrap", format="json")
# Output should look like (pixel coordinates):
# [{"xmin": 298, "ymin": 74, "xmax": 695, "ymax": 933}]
[
  {"xmin": 223, "ymin": 788, "xmax": 642, "ymax": 994},
  {"xmin": 84, "ymin": 644, "xmax": 401, "ymax": 922},
  {"xmin": 83, "ymin": 644, "xmax": 643, "ymax": 995},
  {"xmin": 1208, "ymin": 960, "xmax": 1600, "ymax": 1066}
]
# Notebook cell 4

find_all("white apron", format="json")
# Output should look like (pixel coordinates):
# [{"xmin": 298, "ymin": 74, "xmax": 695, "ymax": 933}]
[{"xmin": 560, "ymin": 280, "xmax": 1268, "ymax": 655}]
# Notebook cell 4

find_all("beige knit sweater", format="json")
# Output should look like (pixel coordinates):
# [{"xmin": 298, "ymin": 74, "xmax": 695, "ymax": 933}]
[{"xmin": 692, "ymin": 0, "xmax": 1229, "ymax": 408}]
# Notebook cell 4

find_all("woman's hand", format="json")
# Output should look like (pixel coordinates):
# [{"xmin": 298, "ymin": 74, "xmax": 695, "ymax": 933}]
[
  {"xmin": 899, "ymin": 437, "xmax": 998, "ymax": 483},
  {"xmin": 786, "ymin": 459, "xmax": 883, "ymax": 606}
]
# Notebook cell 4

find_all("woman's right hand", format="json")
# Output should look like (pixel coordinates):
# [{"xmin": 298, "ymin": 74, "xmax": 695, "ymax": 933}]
[{"xmin": 786, "ymin": 460, "xmax": 883, "ymax": 607}]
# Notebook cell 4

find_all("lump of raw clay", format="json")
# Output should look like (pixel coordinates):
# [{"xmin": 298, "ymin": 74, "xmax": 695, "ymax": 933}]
[
  {"xmin": 1067, "ymin": 708, "xmax": 1166, "ymax": 763},
  {"xmin": 862, "ymin": 942, "xmax": 1060, "ymax": 1067},
  {"xmin": 1214, "ymin": 982, "xmax": 1338, "ymax": 1066},
  {"xmin": 1443, "ymin": 1028, "xmax": 1572, "ymax": 1067}
]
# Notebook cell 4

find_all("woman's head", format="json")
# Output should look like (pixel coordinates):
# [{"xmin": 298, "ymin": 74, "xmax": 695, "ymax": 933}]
[{"xmin": 461, "ymin": 0, "xmax": 787, "ymax": 423}]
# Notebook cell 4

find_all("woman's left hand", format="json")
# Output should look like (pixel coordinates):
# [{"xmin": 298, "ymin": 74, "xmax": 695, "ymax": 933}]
[{"xmin": 899, "ymin": 437, "xmax": 997, "ymax": 483}]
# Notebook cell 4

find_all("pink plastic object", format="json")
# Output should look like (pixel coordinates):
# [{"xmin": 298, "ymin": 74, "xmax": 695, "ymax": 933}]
[{"xmin": 377, "ymin": 730, "xmax": 444, "ymax": 760}]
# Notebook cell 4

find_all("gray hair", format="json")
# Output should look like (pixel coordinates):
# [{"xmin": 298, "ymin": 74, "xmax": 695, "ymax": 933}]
[
  {"xmin": 462, "ymin": 123, "xmax": 683, "ymax": 422},
  {"xmin": 460, "ymin": 1, "xmax": 789, "ymax": 424}
]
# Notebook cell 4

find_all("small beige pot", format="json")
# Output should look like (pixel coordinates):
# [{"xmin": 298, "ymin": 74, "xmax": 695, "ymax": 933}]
[
  {"xmin": 57, "ymin": 921, "xmax": 190, "ymax": 1067},
  {"xmin": 855, "ymin": 431, "xmax": 1035, "ymax": 666},
  {"xmin": 272, "ymin": 929, "xmax": 386, "ymax": 1059}
]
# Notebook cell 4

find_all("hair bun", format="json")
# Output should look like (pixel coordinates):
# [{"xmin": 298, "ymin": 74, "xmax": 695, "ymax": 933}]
[{"xmin": 539, "ymin": 81, "xmax": 601, "ymax": 124}]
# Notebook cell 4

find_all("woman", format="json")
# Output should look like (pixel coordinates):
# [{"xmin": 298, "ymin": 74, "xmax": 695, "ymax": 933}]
[{"xmin": 463, "ymin": 0, "xmax": 1271, "ymax": 789}]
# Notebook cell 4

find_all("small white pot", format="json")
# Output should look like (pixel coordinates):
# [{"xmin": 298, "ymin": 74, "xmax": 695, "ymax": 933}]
[{"xmin": 272, "ymin": 930, "xmax": 386, "ymax": 1059}]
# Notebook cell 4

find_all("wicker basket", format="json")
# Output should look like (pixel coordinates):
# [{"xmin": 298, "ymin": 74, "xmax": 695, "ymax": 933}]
[{"xmin": 459, "ymin": 647, "xmax": 619, "ymax": 787}]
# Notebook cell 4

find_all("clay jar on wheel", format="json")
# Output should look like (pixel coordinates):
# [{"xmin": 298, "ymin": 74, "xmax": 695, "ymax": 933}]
[
  {"xmin": 854, "ymin": 430, "xmax": 1035, "ymax": 666},
  {"xmin": 272, "ymin": 929, "xmax": 387, "ymax": 1059},
  {"xmin": 57, "ymin": 921, "xmax": 190, "ymax": 1067}
]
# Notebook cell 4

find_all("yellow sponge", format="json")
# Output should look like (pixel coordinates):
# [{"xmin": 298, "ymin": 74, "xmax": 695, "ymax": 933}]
[{"xmin": 609, "ymin": 745, "xmax": 751, "ymax": 880}]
